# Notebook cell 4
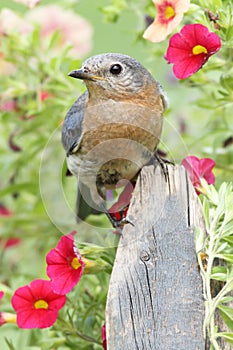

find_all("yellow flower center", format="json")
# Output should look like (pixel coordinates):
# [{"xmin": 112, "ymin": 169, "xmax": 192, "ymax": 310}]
[
  {"xmin": 192, "ymin": 45, "xmax": 208, "ymax": 55},
  {"xmin": 34, "ymin": 299, "xmax": 49, "ymax": 310},
  {"xmin": 71, "ymin": 257, "xmax": 81, "ymax": 270},
  {"xmin": 165, "ymin": 6, "xmax": 175, "ymax": 19}
]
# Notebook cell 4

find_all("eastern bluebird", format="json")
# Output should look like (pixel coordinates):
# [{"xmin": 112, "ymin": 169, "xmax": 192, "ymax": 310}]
[{"xmin": 62, "ymin": 53, "xmax": 167, "ymax": 227}]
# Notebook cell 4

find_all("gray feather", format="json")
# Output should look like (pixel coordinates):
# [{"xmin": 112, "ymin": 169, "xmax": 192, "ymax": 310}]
[
  {"xmin": 76, "ymin": 182, "xmax": 103, "ymax": 221},
  {"xmin": 61, "ymin": 91, "xmax": 88, "ymax": 155}
]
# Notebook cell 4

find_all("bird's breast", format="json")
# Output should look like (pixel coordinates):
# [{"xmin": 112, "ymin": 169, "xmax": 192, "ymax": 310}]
[
  {"xmin": 68, "ymin": 99, "xmax": 163, "ymax": 187},
  {"xmin": 81, "ymin": 98, "xmax": 163, "ymax": 152}
]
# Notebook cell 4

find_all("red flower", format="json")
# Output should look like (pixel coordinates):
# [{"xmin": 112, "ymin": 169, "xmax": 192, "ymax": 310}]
[
  {"xmin": 11, "ymin": 279, "xmax": 66, "ymax": 329},
  {"xmin": 102, "ymin": 323, "xmax": 107, "ymax": 350},
  {"xmin": 108, "ymin": 181, "xmax": 135, "ymax": 227},
  {"xmin": 165, "ymin": 24, "xmax": 221, "ymax": 79},
  {"xmin": 3, "ymin": 238, "xmax": 21, "ymax": 248},
  {"xmin": 40, "ymin": 90, "xmax": 50, "ymax": 101},
  {"xmin": 0, "ymin": 205, "xmax": 12, "ymax": 217},
  {"xmin": 0, "ymin": 205, "xmax": 21, "ymax": 248},
  {"xmin": 181, "ymin": 156, "xmax": 215, "ymax": 194},
  {"xmin": 46, "ymin": 233, "xmax": 84, "ymax": 295}
]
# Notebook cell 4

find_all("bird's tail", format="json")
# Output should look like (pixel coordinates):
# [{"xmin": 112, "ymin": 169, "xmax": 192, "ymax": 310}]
[{"xmin": 76, "ymin": 182, "xmax": 103, "ymax": 222}]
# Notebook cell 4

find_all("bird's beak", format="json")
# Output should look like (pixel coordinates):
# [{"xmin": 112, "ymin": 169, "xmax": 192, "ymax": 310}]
[{"xmin": 68, "ymin": 69, "xmax": 105, "ymax": 82}]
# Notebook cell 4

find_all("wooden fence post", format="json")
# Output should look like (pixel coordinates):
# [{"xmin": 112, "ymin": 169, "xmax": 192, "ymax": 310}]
[{"xmin": 105, "ymin": 163, "xmax": 206, "ymax": 349}]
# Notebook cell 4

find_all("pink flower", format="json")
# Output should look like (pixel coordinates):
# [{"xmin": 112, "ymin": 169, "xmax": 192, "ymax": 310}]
[
  {"xmin": 11, "ymin": 279, "xmax": 66, "ymax": 329},
  {"xmin": 0, "ymin": 313, "xmax": 16, "ymax": 326},
  {"xmin": 181, "ymin": 156, "xmax": 215, "ymax": 194},
  {"xmin": 46, "ymin": 233, "xmax": 85, "ymax": 295},
  {"xmin": 0, "ymin": 9, "xmax": 32, "ymax": 35},
  {"xmin": 165, "ymin": 24, "xmax": 221, "ymax": 79},
  {"xmin": 27, "ymin": 5, "xmax": 93, "ymax": 58},
  {"xmin": 0, "ymin": 6, "xmax": 92, "ymax": 59},
  {"xmin": 102, "ymin": 323, "xmax": 107, "ymax": 350},
  {"xmin": 0, "ymin": 99, "xmax": 17, "ymax": 111},
  {"xmin": 143, "ymin": 0, "xmax": 190, "ymax": 43}
]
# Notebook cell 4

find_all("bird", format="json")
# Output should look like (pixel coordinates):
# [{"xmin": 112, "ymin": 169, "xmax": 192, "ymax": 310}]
[{"xmin": 62, "ymin": 53, "xmax": 167, "ymax": 227}]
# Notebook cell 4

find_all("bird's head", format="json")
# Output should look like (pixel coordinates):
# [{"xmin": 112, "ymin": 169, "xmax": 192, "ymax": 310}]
[{"xmin": 68, "ymin": 53, "xmax": 166, "ymax": 104}]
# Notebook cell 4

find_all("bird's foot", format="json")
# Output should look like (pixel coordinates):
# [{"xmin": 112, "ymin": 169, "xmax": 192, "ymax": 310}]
[
  {"xmin": 154, "ymin": 153, "xmax": 173, "ymax": 182},
  {"xmin": 108, "ymin": 205, "xmax": 134, "ymax": 234}
]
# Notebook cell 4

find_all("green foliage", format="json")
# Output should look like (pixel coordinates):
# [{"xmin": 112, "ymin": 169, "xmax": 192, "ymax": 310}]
[
  {"xmin": 99, "ymin": 0, "xmax": 128, "ymax": 22},
  {"xmin": 197, "ymin": 182, "xmax": 233, "ymax": 348}
]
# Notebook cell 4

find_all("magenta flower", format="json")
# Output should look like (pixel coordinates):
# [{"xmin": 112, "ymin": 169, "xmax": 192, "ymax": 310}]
[
  {"xmin": 143, "ymin": 0, "xmax": 190, "ymax": 43},
  {"xmin": 102, "ymin": 323, "xmax": 107, "ymax": 350},
  {"xmin": 0, "ymin": 205, "xmax": 21, "ymax": 249},
  {"xmin": 0, "ymin": 205, "xmax": 12, "ymax": 217},
  {"xmin": 46, "ymin": 233, "xmax": 85, "ymax": 295},
  {"xmin": 165, "ymin": 24, "xmax": 221, "ymax": 79},
  {"xmin": 182, "ymin": 156, "xmax": 215, "ymax": 194},
  {"xmin": 11, "ymin": 279, "xmax": 66, "ymax": 329}
]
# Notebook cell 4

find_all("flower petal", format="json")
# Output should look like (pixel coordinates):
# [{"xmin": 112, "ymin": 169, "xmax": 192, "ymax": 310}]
[
  {"xmin": 172, "ymin": 54, "xmax": 207, "ymax": 79},
  {"xmin": 46, "ymin": 234, "xmax": 84, "ymax": 295},
  {"xmin": 182, "ymin": 155, "xmax": 215, "ymax": 194},
  {"xmin": 143, "ymin": 0, "xmax": 190, "ymax": 43},
  {"xmin": 143, "ymin": 21, "xmax": 168, "ymax": 42}
]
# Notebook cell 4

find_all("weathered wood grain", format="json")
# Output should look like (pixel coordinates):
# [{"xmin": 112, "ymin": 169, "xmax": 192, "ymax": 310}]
[{"xmin": 106, "ymin": 163, "xmax": 206, "ymax": 350}]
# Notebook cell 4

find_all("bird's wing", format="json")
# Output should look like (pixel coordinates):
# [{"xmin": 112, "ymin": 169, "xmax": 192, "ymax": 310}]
[
  {"xmin": 62, "ymin": 91, "xmax": 102, "ymax": 221},
  {"xmin": 61, "ymin": 90, "xmax": 88, "ymax": 155}
]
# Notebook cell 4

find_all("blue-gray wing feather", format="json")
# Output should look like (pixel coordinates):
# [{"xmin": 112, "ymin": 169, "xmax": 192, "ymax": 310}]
[
  {"xmin": 62, "ymin": 90, "xmax": 102, "ymax": 220},
  {"xmin": 61, "ymin": 91, "xmax": 88, "ymax": 154}
]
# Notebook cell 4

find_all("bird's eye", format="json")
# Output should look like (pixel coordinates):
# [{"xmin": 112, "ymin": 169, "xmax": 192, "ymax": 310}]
[{"xmin": 110, "ymin": 64, "xmax": 122, "ymax": 75}]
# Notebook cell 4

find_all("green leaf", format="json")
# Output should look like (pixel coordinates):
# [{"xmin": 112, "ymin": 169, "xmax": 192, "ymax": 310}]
[
  {"xmin": 211, "ymin": 266, "xmax": 227, "ymax": 282},
  {"xmin": 99, "ymin": 0, "xmax": 128, "ymax": 22},
  {"xmin": 216, "ymin": 242, "xmax": 228, "ymax": 253},
  {"xmin": 217, "ymin": 332, "xmax": 233, "ymax": 346},
  {"xmin": 4, "ymin": 338, "xmax": 16, "ymax": 350},
  {"xmin": 47, "ymin": 30, "xmax": 62, "ymax": 51},
  {"xmin": 218, "ymin": 305, "xmax": 233, "ymax": 331},
  {"xmin": 195, "ymin": 227, "xmax": 205, "ymax": 253},
  {"xmin": 221, "ymin": 296, "xmax": 233, "ymax": 304},
  {"xmin": 217, "ymin": 254, "xmax": 233, "ymax": 263},
  {"xmin": 202, "ymin": 197, "xmax": 210, "ymax": 230}
]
